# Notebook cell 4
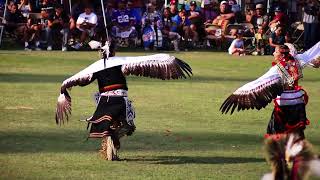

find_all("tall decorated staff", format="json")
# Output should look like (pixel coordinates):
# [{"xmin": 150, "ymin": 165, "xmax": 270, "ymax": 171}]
[
  {"xmin": 262, "ymin": 133, "xmax": 320, "ymax": 180},
  {"xmin": 55, "ymin": 41, "xmax": 192, "ymax": 160},
  {"xmin": 220, "ymin": 42, "xmax": 320, "ymax": 138}
]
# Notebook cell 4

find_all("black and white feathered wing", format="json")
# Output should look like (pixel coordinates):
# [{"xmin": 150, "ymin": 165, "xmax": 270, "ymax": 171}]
[
  {"xmin": 55, "ymin": 54, "xmax": 192, "ymax": 124},
  {"xmin": 220, "ymin": 66, "xmax": 284, "ymax": 114}
]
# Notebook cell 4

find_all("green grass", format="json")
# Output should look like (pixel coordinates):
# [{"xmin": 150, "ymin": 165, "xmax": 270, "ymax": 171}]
[{"xmin": 0, "ymin": 50, "xmax": 319, "ymax": 179}]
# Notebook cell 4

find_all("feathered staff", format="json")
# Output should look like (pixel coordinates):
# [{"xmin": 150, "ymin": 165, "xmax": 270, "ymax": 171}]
[{"xmin": 55, "ymin": 48, "xmax": 192, "ymax": 125}]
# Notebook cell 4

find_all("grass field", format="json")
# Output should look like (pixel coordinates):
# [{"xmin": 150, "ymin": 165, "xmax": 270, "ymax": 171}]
[{"xmin": 0, "ymin": 50, "xmax": 319, "ymax": 179}]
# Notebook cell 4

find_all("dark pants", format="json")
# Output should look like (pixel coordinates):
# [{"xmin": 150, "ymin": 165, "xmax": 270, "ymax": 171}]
[{"xmin": 303, "ymin": 22, "xmax": 319, "ymax": 49}]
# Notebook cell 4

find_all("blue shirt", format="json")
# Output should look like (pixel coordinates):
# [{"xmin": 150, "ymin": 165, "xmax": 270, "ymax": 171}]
[
  {"xmin": 171, "ymin": 15, "xmax": 191, "ymax": 32},
  {"xmin": 112, "ymin": 9, "xmax": 135, "ymax": 27}
]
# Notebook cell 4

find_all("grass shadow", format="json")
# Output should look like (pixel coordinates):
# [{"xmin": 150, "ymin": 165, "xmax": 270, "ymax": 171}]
[
  {"xmin": 0, "ymin": 130, "xmax": 263, "ymax": 154},
  {"xmin": 124, "ymin": 155, "xmax": 265, "ymax": 165}
]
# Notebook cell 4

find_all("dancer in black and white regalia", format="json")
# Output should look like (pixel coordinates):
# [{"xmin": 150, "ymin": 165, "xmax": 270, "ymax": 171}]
[
  {"xmin": 220, "ymin": 42, "xmax": 320, "ymax": 139},
  {"xmin": 55, "ymin": 41, "xmax": 192, "ymax": 160}
]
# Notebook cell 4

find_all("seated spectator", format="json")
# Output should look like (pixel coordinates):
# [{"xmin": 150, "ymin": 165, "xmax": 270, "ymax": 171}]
[
  {"xmin": 269, "ymin": 6, "xmax": 288, "ymax": 31},
  {"xmin": 23, "ymin": 16, "xmax": 42, "ymax": 50},
  {"xmin": 162, "ymin": 7, "xmax": 180, "ymax": 51},
  {"xmin": 73, "ymin": 4, "xmax": 98, "ymax": 49},
  {"xmin": 39, "ymin": 0, "xmax": 55, "ymax": 15},
  {"xmin": 4, "ymin": 3, "xmax": 26, "ymax": 36},
  {"xmin": 187, "ymin": 1, "xmax": 201, "ymax": 44},
  {"xmin": 128, "ymin": 0, "xmax": 142, "ymax": 44},
  {"xmin": 171, "ymin": 8, "xmax": 193, "ymax": 50},
  {"xmin": 211, "ymin": 1, "xmax": 235, "ymax": 34},
  {"xmin": 18, "ymin": 0, "xmax": 32, "ymax": 18},
  {"xmin": 228, "ymin": 30, "xmax": 245, "ymax": 56},
  {"xmin": 251, "ymin": 4, "xmax": 268, "ymax": 31},
  {"xmin": 46, "ymin": 4, "xmax": 69, "ymax": 51},
  {"xmin": 69, "ymin": 0, "xmax": 86, "ymax": 44},
  {"xmin": 111, "ymin": 0, "xmax": 137, "ymax": 47},
  {"xmin": 253, "ymin": 25, "xmax": 268, "ymax": 55},
  {"xmin": 141, "ymin": 2, "xmax": 163, "ymax": 50},
  {"xmin": 169, "ymin": 0, "xmax": 178, "ymax": 18},
  {"xmin": 269, "ymin": 26, "xmax": 289, "ymax": 54}
]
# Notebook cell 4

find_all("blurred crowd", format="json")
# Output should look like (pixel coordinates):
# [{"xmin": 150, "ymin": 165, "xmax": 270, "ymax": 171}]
[{"xmin": 0, "ymin": 0, "xmax": 319, "ymax": 55}]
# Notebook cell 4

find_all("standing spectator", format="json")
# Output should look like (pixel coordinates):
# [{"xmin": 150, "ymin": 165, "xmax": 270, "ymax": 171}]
[
  {"xmin": 46, "ymin": 4, "xmax": 69, "ymax": 51},
  {"xmin": 269, "ymin": 26, "xmax": 289, "ymax": 54},
  {"xmin": 18, "ymin": 0, "xmax": 32, "ymax": 18},
  {"xmin": 73, "ymin": 4, "xmax": 98, "ymax": 49},
  {"xmin": 302, "ymin": 0, "xmax": 319, "ymax": 49},
  {"xmin": 141, "ymin": 2, "xmax": 163, "ymax": 50},
  {"xmin": 228, "ymin": 30, "xmax": 245, "ymax": 56}
]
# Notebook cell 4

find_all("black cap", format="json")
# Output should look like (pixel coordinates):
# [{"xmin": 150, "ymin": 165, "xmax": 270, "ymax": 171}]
[
  {"xmin": 190, "ymin": 1, "xmax": 197, "ymax": 6},
  {"xmin": 274, "ymin": 6, "xmax": 282, "ymax": 12}
]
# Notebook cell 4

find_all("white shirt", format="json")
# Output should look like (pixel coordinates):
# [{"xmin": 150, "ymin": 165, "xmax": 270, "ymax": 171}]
[{"xmin": 76, "ymin": 12, "xmax": 98, "ymax": 26}]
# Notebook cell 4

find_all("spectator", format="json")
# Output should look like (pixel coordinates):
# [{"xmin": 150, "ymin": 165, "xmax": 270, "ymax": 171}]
[
  {"xmin": 39, "ymin": 0, "xmax": 55, "ymax": 15},
  {"xmin": 228, "ymin": 0, "xmax": 241, "ymax": 23},
  {"xmin": 269, "ymin": 6, "xmax": 288, "ymax": 31},
  {"xmin": 111, "ymin": 0, "xmax": 137, "ymax": 47},
  {"xmin": 169, "ymin": 0, "xmax": 178, "ymax": 18},
  {"xmin": 162, "ymin": 7, "xmax": 180, "ymax": 51},
  {"xmin": 46, "ymin": 4, "xmax": 69, "ymax": 51},
  {"xmin": 187, "ymin": 1, "xmax": 201, "ymax": 44},
  {"xmin": 252, "ymin": 4, "xmax": 268, "ymax": 31},
  {"xmin": 128, "ymin": 0, "xmax": 142, "ymax": 44},
  {"xmin": 141, "ymin": 2, "xmax": 163, "ymax": 50},
  {"xmin": 4, "ymin": 3, "xmax": 26, "ymax": 35},
  {"xmin": 245, "ymin": 4, "xmax": 255, "ymax": 23},
  {"xmin": 302, "ymin": 0, "xmax": 319, "ymax": 49},
  {"xmin": 269, "ymin": 26, "xmax": 289, "ymax": 54},
  {"xmin": 73, "ymin": 4, "xmax": 98, "ymax": 49},
  {"xmin": 18, "ymin": 0, "xmax": 32, "ymax": 18},
  {"xmin": 228, "ymin": 30, "xmax": 245, "ymax": 56},
  {"xmin": 253, "ymin": 25, "xmax": 268, "ymax": 55},
  {"xmin": 171, "ymin": 8, "xmax": 192, "ymax": 50},
  {"xmin": 23, "ymin": 16, "xmax": 41, "ymax": 50},
  {"xmin": 211, "ymin": 1, "xmax": 235, "ymax": 34},
  {"xmin": 202, "ymin": 0, "xmax": 219, "ymax": 24}
]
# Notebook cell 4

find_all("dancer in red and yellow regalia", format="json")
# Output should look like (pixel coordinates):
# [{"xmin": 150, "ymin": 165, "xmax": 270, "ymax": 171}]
[{"xmin": 220, "ymin": 42, "xmax": 320, "ymax": 139}]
